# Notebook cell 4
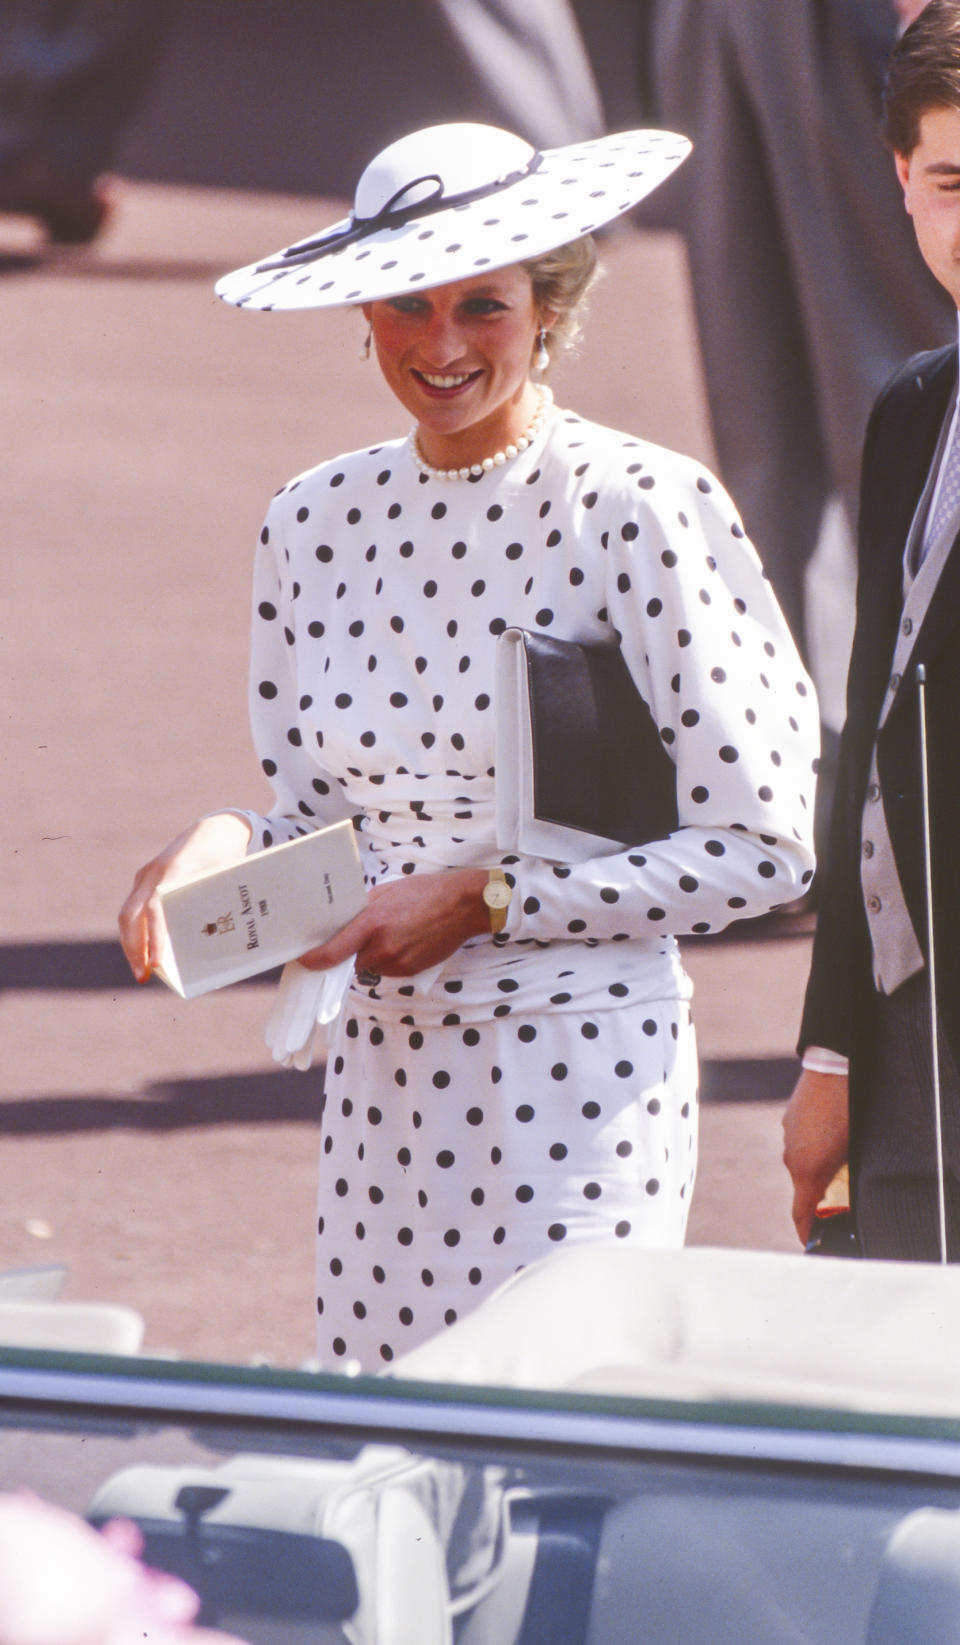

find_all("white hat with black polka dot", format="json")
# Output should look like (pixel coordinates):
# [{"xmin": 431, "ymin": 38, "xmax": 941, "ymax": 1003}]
[{"xmin": 215, "ymin": 121, "xmax": 691, "ymax": 312}]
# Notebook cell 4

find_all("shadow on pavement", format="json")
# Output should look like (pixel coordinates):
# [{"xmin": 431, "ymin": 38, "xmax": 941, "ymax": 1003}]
[
  {"xmin": 0, "ymin": 940, "xmax": 276, "ymax": 992},
  {"xmin": 33, "ymin": 255, "xmax": 235, "ymax": 282},
  {"xmin": 0, "ymin": 252, "xmax": 42, "ymax": 275},
  {"xmin": 0, "ymin": 1059, "xmax": 791, "ymax": 1135},
  {"xmin": 0, "ymin": 1069, "xmax": 321, "ymax": 1133},
  {"xmin": 3, "ymin": 940, "xmax": 796, "ymax": 1127},
  {"xmin": 699, "ymin": 1058, "xmax": 795, "ymax": 1104}
]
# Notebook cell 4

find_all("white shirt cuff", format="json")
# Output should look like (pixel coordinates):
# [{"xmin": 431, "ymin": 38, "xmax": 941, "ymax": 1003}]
[{"xmin": 801, "ymin": 1045, "xmax": 850, "ymax": 1076}]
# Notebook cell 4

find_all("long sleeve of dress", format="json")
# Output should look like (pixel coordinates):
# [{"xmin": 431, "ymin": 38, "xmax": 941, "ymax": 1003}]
[
  {"xmin": 503, "ymin": 452, "xmax": 819, "ymax": 943},
  {"xmin": 244, "ymin": 490, "xmax": 357, "ymax": 853}
]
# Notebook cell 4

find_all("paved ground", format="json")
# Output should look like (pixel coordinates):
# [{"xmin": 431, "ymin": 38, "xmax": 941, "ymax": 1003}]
[{"xmin": 0, "ymin": 181, "xmax": 813, "ymax": 1367}]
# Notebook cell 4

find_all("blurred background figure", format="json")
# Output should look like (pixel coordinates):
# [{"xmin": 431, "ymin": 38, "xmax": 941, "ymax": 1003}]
[
  {"xmin": 430, "ymin": 0, "xmax": 605, "ymax": 146},
  {"xmin": 0, "ymin": 0, "xmax": 163, "ymax": 242},
  {"xmin": 643, "ymin": 0, "xmax": 953, "ymax": 670}
]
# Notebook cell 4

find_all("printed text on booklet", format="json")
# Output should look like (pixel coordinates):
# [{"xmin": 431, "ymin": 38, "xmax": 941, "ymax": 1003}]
[{"xmin": 154, "ymin": 821, "xmax": 365, "ymax": 998}]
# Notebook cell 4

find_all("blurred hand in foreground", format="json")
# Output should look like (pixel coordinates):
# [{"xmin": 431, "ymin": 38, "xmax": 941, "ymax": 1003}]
[{"xmin": 0, "ymin": 1491, "xmax": 249, "ymax": 1645}]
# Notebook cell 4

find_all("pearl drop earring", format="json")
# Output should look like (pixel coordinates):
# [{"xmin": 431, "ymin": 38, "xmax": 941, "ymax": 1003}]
[
  {"xmin": 534, "ymin": 327, "xmax": 550, "ymax": 372},
  {"xmin": 360, "ymin": 328, "xmax": 371, "ymax": 361}
]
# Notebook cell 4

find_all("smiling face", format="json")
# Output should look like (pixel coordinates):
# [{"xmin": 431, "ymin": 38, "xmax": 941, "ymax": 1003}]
[
  {"xmin": 363, "ymin": 266, "xmax": 554, "ymax": 469},
  {"xmin": 896, "ymin": 104, "xmax": 960, "ymax": 309}
]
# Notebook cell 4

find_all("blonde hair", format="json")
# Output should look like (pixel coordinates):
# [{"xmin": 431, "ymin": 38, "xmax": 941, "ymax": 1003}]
[{"xmin": 522, "ymin": 236, "xmax": 599, "ymax": 364}]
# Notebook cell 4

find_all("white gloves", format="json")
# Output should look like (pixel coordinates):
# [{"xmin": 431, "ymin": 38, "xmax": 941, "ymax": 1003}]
[
  {"xmin": 264, "ymin": 959, "xmax": 354, "ymax": 1070},
  {"xmin": 265, "ymin": 959, "xmax": 446, "ymax": 1069}
]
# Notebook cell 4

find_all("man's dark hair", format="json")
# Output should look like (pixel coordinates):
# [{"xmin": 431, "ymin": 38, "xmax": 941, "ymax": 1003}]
[{"xmin": 883, "ymin": 0, "xmax": 960, "ymax": 155}]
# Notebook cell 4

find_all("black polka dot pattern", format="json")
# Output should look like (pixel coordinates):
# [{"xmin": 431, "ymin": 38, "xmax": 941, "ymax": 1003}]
[
  {"xmin": 316, "ymin": 993, "xmax": 698, "ymax": 1367},
  {"xmin": 244, "ymin": 402, "xmax": 817, "ymax": 1370}
]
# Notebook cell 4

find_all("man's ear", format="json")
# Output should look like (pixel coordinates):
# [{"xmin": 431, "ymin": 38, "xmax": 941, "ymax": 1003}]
[{"xmin": 894, "ymin": 150, "xmax": 913, "ymax": 212}]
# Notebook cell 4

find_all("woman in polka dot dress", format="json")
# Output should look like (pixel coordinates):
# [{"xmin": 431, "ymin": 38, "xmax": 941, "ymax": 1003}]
[{"xmin": 119, "ymin": 123, "xmax": 818, "ymax": 1371}]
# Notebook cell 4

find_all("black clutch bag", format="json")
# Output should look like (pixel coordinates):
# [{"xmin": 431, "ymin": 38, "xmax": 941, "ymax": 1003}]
[{"xmin": 495, "ymin": 628, "xmax": 678, "ymax": 861}]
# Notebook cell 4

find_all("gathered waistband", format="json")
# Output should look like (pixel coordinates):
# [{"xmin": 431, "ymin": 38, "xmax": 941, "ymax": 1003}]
[
  {"xmin": 345, "ymin": 932, "xmax": 692, "ymax": 1026},
  {"xmin": 348, "ymin": 772, "xmax": 499, "ymax": 871}
]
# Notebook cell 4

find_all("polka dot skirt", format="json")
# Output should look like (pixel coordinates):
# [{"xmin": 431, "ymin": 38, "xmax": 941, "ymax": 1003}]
[
  {"xmin": 318, "ymin": 992, "xmax": 697, "ymax": 1368},
  {"xmin": 242, "ymin": 403, "xmax": 818, "ymax": 1370}
]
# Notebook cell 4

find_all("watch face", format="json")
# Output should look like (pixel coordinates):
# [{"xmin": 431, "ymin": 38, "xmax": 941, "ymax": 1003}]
[{"xmin": 483, "ymin": 883, "xmax": 511, "ymax": 909}]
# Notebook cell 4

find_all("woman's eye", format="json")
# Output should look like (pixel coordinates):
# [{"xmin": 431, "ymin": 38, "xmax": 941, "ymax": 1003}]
[
  {"xmin": 387, "ymin": 297, "xmax": 427, "ymax": 314},
  {"xmin": 463, "ymin": 299, "xmax": 506, "ymax": 316}
]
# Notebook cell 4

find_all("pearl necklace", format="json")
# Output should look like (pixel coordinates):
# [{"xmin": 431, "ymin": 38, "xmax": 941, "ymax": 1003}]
[{"xmin": 408, "ymin": 386, "xmax": 552, "ymax": 481}]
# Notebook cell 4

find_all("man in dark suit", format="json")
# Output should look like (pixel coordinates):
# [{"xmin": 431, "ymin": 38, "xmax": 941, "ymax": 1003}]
[{"xmin": 784, "ymin": 0, "xmax": 960, "ymax": 1259}]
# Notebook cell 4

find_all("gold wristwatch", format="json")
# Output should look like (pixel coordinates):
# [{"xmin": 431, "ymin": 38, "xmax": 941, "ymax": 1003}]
[{"xmin": 482, "ymin": 867, "xmax": 512, "ymax": 933}]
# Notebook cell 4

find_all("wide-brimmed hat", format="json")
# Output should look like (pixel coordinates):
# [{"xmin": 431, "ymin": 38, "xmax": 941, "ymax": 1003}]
[{"xmin": 215, "ymin": 121, "xmax": 690, "ymax": 312}]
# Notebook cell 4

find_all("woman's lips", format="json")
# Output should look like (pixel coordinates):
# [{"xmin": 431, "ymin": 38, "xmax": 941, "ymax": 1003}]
[{"xmin": 411, "ymin": 368, "xmax": 483, "ymax": 397}]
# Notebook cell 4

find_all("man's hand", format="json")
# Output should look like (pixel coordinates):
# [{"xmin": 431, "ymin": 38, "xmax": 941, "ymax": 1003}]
[{"xmin": 782, "ymin": 1069, "xmax": 850, "ymax": 1246}]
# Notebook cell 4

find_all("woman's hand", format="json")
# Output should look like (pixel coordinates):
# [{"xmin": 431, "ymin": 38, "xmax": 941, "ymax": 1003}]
[
  {"xmin": 299, "ymin": 868, "xmax": 491, "ymax": 978},
  {"xmin": 781, "ymin": 1068, "xmax": 850, "ymax": 1246},
  {"xmin": 118, "ymin": 812, "xmax": 253, "ymax": 984}
]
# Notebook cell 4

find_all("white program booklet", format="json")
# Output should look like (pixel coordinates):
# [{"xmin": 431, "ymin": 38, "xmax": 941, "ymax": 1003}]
[{"xmin": 154, "ymin": 820, "xmax": 366, "ymax": 998}]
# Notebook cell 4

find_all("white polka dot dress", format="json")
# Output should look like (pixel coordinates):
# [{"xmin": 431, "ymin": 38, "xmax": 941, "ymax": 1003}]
[{"xmin": 243, "ymin": 402, "xmax": 818, "ymax": 1371}]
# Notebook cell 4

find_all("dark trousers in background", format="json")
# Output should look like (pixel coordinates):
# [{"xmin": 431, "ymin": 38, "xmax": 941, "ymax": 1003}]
[
  {"xmin": 646, "ymin": 0, "xmax": 954, "ymax": 662},
  {"xmin": 0, "ymin": 0, "xmax": 162, "ymax": 182},
  {"xmin": 855, "ymin": 971, "xmax": 960, "ymax": 1261}
]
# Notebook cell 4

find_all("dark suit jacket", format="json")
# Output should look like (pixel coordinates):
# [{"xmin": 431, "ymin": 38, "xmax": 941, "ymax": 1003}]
[{"xmin": 799, "ymin": 344, "xmax": 960, "ymax": 1169}]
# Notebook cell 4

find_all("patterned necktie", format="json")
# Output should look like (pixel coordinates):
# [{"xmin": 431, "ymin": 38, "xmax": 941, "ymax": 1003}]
[{"xmin": 921, "ymin": 409, "xmax": 960, "ymax": 568}]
